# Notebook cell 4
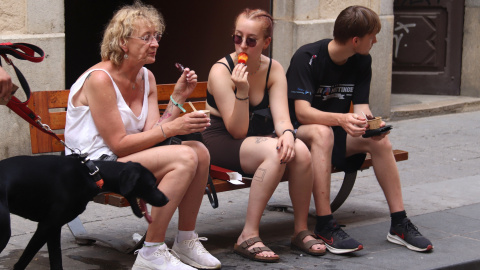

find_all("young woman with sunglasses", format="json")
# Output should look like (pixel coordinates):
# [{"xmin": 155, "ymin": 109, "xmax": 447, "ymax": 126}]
[{"xmin": 202, "ymin": 8, "xmax": 326, "ymax": 262}]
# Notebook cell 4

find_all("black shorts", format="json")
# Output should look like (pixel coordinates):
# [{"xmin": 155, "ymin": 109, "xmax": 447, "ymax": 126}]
[{"xmin": 332, "ymin": 126, "xmax": 366, "ymax": 172}]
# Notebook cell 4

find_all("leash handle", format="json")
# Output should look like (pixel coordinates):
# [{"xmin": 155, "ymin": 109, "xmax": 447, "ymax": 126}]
[
  {"xmin": 0, "ymin": 42, "xmax": 45, "ymax": 103},
  {"xmin": 0, "ymin": 43, "xmax": 68, "ymax": 147}
]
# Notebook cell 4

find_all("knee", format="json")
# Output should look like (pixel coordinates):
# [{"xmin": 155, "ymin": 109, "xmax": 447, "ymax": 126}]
[
  {"xmin": 189, "ymin": 141, "xmax": 210, "ymax": 165},
  {"xmin": 310, "ymin": 125, "xmax": 334, "ymax": 150},
  {"xmin": 174, "ymin": 146, "xmax": 199, "ymax": 172},
  {"xmin": 373, "ymin": 135, "xmax": 393, "ymax": 151},
  {"xmin": 293, "ymin": 141, "xmax": 312, "ymax": 168}
]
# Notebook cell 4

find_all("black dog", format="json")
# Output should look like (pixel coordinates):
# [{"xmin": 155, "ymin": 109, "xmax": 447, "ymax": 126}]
[{"xmin": 0, "ymin": 155, "xmax": 169, "ymax": 270}]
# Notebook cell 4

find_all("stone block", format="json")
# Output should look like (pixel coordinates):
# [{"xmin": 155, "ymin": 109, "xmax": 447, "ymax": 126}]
[
  {"xmin": 0, "ymin": 0, "xmax": 26, "ymax": 33},
  {"xmin": 0, "ymin": 34, "xmax": 65, "ymax": 159},
  {"xmin": 26, "ymin": 0, "xmax": 64, "ymax": 34},
  {"xmin": 461, "ymin": 7, "xmax": 480, "ymax": 97}
]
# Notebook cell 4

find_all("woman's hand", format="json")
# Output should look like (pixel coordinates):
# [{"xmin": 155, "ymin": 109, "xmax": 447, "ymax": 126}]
[
  {"xmin": 0, "ymin": 66, "xmax": 13, "ymax": 102},
  {"xmin": 161, "ymin": 111, "xmax": 210, "ymax": 136},
  {"xmin": 172, "ymin": 68, "xmax": 198, "ymax": 101},
  {"xmin": 231, "ymin": 63, "xmax": 249, "ymax": 98},
  {"xmin": 276, "ymin": 132, "xmax": 295, "ymax": 164}
]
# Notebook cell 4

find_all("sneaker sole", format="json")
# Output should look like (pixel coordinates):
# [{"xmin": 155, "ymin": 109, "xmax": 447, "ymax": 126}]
[
  {"xmin": 387, "ymin": 233, "xmax": 433, "ymax": 252},
  {"xmin": 172, "ymin": 251, "xmax": 221, "ymax": 269},
  {"xmin": 324, "ymin": 243, "xmax": 363, "ymax": 254}
]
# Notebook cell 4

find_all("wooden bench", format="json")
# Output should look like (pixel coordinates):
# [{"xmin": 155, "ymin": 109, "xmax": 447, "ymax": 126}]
[{"xmin": 28, "ymin": 82, "xmax": 408, "ymax": 252}]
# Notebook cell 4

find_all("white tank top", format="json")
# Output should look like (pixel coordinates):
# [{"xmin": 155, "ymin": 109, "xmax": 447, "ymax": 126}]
[{"xmin": 64, "ymin": 68, "xmax": 149, "ymax": 159}]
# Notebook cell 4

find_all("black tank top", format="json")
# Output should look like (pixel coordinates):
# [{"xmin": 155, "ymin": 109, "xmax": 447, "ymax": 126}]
[{"xmin": 206, "ymin": 54, "xmax": 273, "ymax": 112}]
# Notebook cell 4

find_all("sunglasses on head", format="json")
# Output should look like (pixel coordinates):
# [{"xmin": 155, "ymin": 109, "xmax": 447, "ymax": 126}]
[{"xmin": 232, "ymin": 35, "xmax": 257, "ymax": 47}]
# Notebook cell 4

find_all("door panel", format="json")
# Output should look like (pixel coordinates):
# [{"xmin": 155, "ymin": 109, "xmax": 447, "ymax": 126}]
[{"xmin": 392, "ymin": 0, "xmax": 464, "ymax": 95}]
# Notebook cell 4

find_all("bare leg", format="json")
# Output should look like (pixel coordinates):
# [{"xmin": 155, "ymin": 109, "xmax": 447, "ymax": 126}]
[
  {"xmin": 118, "ymin": 144, "xmax": 199, "ymax": 242},
  {"xmin": 286, "ymin": 139, "xmax": 325, "ymax": 252},
  {"xmin": 236, "ymin": 137, "xmax": 286, "ymax": 259},
  {"xmin": 296, "ymin": 125, "xmax": 334, "ymax": 216},
  {"xmin": 177, "ymin": 141, "xmax": 210, "ymax": 231},
  {"xmin": 346, "ymin": 134, "xmax": 404, "ymax": 213}
]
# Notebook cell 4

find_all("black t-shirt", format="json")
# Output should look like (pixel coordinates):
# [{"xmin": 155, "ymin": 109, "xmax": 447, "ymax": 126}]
[{"xmin": 286, "ymin": 39, "xmax": 372, "ymax": 126}]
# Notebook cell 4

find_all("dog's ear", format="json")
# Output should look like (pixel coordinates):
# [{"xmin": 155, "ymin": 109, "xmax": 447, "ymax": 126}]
[{"xmin": 118, "ymin": 162, "xmax": 140, "ymax": 196}]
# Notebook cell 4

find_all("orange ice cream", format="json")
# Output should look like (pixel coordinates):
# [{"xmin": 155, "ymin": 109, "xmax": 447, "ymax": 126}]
[{"xmin": 238, "ymin": 52, "xmax": 248, "ymax": 65}]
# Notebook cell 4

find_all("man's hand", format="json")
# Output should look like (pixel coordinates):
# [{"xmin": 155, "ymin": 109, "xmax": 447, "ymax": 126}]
[{"xmin": 340, "ymin": 113, "xmax": 367, "ymax": 137}]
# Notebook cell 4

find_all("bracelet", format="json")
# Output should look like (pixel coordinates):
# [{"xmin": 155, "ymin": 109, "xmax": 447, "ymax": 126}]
[
  {"xmin": 282, "ymin": 129, "xmax": 296, "ymax": 141},
  {"xmin": 235, "ymin": 94, "xmax": 249, "ymax": 101},
  {"xmin": 170, "ymin": 95, "xmax": 186, "ymax": 113},
  {"xmin": 160, "ymin": 124, "xmax": 167, "ymax": 138}
]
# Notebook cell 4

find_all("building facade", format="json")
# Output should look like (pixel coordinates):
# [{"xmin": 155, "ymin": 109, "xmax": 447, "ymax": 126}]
[{"xmin": 1, "ymin": 0, "xmax": 479, "ymax": 159}]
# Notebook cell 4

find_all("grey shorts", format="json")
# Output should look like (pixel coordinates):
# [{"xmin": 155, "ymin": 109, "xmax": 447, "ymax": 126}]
[{"xmin": 96, "ymin": 154, "xmax": 118, "ymax": 161}]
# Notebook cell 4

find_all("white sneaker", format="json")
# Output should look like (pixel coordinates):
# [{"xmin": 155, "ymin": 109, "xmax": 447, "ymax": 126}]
[
  {"xmin": 172, "ymin": 233, "xmax": 221, "ymax": 269},
  {"xmin": 132, "ymin": 244, "xmax": 195, "ymax": 270}
]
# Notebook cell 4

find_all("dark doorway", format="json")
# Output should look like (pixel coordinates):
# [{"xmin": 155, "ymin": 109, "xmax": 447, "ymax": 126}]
[
  {"xmin": 65, "ymin": 0, "xmax": 271, "ymax": 88},
  {"xmin": 392, "ymin": 0, "xmax": 464, "ymax": 95}
]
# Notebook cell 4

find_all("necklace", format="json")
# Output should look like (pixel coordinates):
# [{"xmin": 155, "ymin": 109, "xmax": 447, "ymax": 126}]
[{"xmin": 248, "ymin": 56, "xmax": 262, "ymax": 76}]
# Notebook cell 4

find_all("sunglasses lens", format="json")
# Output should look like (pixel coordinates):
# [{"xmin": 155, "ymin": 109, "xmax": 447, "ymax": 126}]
[
  {"xmin": 246, "ymin": 38, "xmax": 257, "ymax": 47},
  {"xmin": 233, "ymin": 35, "xmax": 242, "ymax": 45}
]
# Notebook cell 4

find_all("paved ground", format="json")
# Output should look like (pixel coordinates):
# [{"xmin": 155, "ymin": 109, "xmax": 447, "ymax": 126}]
[{"xmin": 1, "ymin": 95, "xmax": 480, "ymax": 269}]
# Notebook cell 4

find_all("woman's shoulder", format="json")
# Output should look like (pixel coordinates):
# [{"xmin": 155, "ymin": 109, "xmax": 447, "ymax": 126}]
[{"xmin": 266, "ymin": 56, "xmax": 286, "ymax": 75}]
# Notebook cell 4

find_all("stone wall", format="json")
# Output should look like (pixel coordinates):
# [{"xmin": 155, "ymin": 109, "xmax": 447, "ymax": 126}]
[
  {"xmin": 0, "ymin": 0, "xmax": 65, "ymax": 160},
  {"xmin": 272, "ymin": 0, "xmax": 394, "ymax": 117},
  {"xmin": 461, "ymin": 0, "xmax": 480, "ymax": 97}
]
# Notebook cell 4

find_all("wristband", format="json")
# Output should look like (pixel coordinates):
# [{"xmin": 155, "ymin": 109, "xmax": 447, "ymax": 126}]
[
  {"xmin": 235, "ymin": 94, "xmax": 249, "ymax": 101},
  {"xmin": 170, "ymin": 95, "xmax": 186, "ymax": 113},
  {"xmin": 282, "ymin": 129, "xmax": 296, "ymax": 141},
  {"xmin": 160, "ymin": 124, "xmax": 167, "ymax": 138}
]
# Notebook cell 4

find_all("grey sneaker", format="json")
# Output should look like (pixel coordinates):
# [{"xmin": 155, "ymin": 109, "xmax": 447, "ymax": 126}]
[{"xmin": 387, "ymin": 218, "xmax": 433, "ymax": 252}]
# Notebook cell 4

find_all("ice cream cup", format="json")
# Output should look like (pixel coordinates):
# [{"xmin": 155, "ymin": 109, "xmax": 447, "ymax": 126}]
[
  {"xmin": 367, "ymin": 117, "xmax": 382, "ymax": 130},
  {"xmin": 200, "ymin": 110, "xmax": 210, "ymax": 118}
]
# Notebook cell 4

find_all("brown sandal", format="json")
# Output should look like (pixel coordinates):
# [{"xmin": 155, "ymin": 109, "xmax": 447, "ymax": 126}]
[
  {"xmin": 233, "ymin": 237, "xmax": 280, "ymax": 263},
  {"xmin": 291, "ymin": 230, "xmax": 326, "ymax": 256}
]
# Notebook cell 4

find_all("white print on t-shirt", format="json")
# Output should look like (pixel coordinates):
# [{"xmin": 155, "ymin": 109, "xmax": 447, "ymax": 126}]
[
  {"xmin": 309, "ymin": 55, "xmax": 317, "ymax": 65},
  {"xmin": 316, "ymin": 84, "xmax": 354, "ymax": 101}
]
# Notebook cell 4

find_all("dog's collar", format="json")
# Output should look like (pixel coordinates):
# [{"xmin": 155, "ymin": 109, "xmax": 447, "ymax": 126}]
[{"xmin": 79, "ymin": 155, "xmax": 104, "ymax": 189}]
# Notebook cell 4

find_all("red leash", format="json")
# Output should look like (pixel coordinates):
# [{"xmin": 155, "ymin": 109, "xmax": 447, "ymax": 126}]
[{"xmin": 0, "ymin": 42, "xmax": 64, "ymax": 143}]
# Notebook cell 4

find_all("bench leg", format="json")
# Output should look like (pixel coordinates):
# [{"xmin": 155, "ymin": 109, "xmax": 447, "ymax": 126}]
[
  {"xmin": 67, "ymin": 216, "xmax": 144, "ymax": 254},
  {"xmin": 330, "ymin": 171, "xmax": 357, "ymax": 213}
]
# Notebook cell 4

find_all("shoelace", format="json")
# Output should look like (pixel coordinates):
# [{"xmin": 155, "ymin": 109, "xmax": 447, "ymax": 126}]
[
  {"xmin": 134, "ymin": 246, "xmax": 183, "ymax": 265},
  {"xmin": 183, "ymin": 236, "xmax": 209, "ymax": 255},
  {"xmin": 332, "ymin": 224, "xmax": 350, "ymax": 240},
  {"xmin": 403, "ymin": 219, "xmax": 422, "ymax": 236}
]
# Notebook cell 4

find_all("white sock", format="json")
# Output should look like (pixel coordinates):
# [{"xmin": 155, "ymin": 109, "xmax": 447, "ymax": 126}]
[
  {"xmin": 177, "ymin": 230, "xmax": 196, "ymax": 242},
  {"xmin": 141, "ymin": 241, "xmax": 164, "ymax": 257}
]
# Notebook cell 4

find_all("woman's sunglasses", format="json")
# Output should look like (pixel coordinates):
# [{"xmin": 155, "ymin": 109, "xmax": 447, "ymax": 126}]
[{"xmin": 232, "ymin": 35, "xmax": 257, "ymax": 47}]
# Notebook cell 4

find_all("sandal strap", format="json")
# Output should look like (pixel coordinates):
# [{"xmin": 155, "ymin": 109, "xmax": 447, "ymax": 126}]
[
  {"xmin": 249, "ymin": 246, "xmax": 273, "ymax": 255},
  {"xmin": 240, "ymin": 236, "xmax": 263, "ymax": 249},
  {"xmin": 304, "ymin": 239, "xmax": 323, "ymax": 249},
  {"xmin": 296, "ymin": 230, "xmax": 315, "ymax": 242}
]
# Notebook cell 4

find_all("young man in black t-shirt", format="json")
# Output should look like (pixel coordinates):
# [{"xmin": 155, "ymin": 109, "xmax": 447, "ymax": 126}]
[{"xmin": 286, "ymin": 6, "xmax": 433, "ymax": 254}]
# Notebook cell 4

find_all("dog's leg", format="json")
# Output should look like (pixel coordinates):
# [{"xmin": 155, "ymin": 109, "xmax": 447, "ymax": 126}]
[
  {"xmin": 14, "ymin": 223, "xmax": 51, "ymax": 270},
  {"xmin": 0, "ymin": 205, "xmax": 11, "ymax": 253},
  {"xmin": 46, "ymin": 227, "xmax": 63, "ymax": 270}
]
